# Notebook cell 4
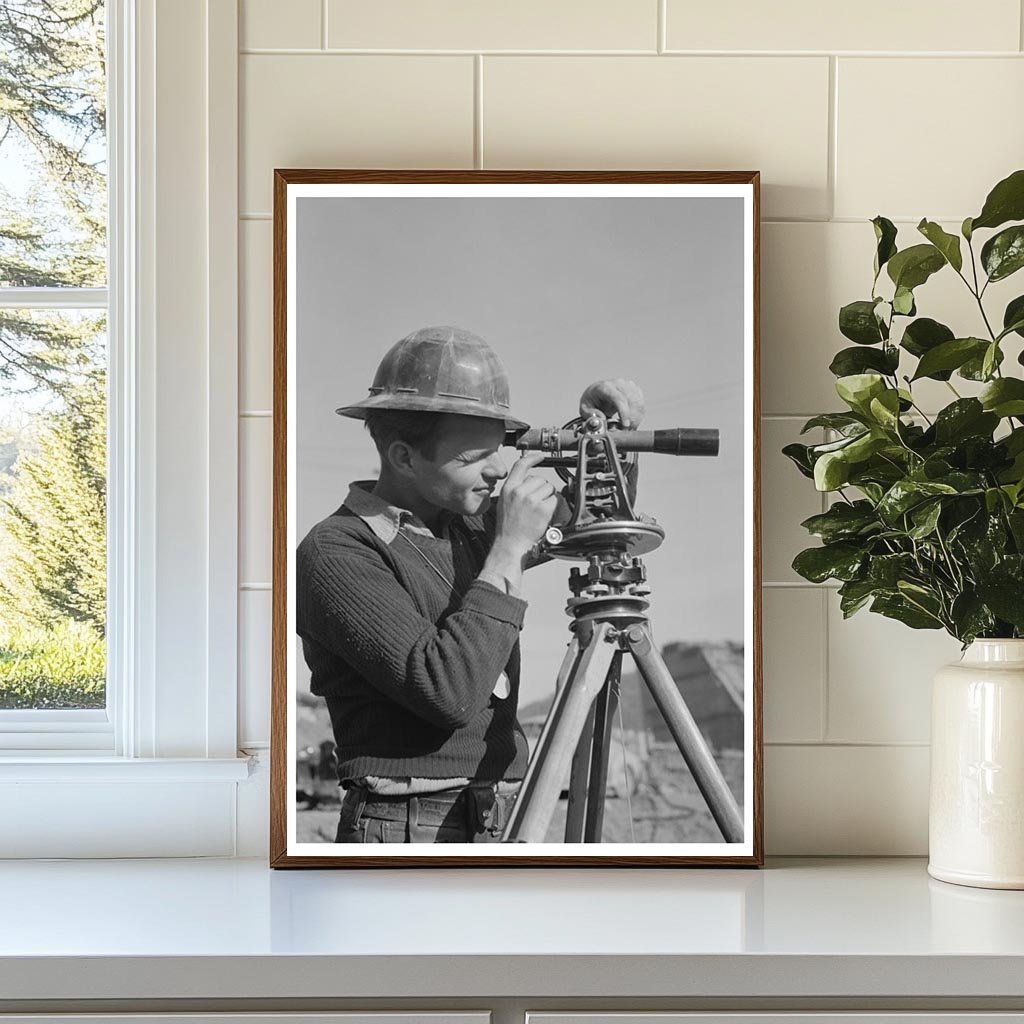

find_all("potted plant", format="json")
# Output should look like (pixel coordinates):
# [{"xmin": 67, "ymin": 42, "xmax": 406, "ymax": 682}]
[{"xmin": 784, "ymin": 169, "xmax": 1024, "ymax": 889}]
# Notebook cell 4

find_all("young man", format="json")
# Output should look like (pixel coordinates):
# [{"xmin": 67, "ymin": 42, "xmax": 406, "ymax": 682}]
[{"xmin": 296, "ymin": 325, "xmax": 644, "ymax": 844}]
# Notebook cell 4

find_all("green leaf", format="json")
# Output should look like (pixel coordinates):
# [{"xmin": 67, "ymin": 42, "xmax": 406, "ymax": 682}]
[
  {"xmin": 839, "ymin": 300, "xmax": 886, "ymax": 345},
  {"xmin": 868, "ymin": 389, "xmax": 901, "ymax": 430},
  {"xmin": 877, "ymin": 479, "xmax": 958, "ymax": 524},
  {"xmin": 950, "ymin": 593, "xmax": 995, "ymax": 644},
  {"xmin": 933, "ymin": 399, "xmax": 999, "ymax": 445},
  {"xmin": 1003, "ymin": 295, "xmax": 1024, "ymax": 339},
  {"xmin": 980, "ymin": 378, "xmax": 1024, "ymax": 418},
  {"xmin": 959, "ymin": 344, "xmax": 1004, "ymax": 381},
  {"xmin": 892, "ymin": 286, "xmax": 916, "ymax": 316},
  {"xmin": 976, "ymin": 575, "xmax": 1024, "ymax": 629},
  {"xmin": 800, "ymin": 500, "xmax": 879, "ymax": 543},
  {"xmin": 814, "ymin": 450, "xmax": 851, "ymax": 491},
  {"xmin": 836, "ymin": 373, "xmax": 887, "ymax": 414},
  {"xmin": 838, "ymin": 579, "xmax": 880, "ymax": 618},
  {"xmin": 829, "ymin": 345, "xmax": 899, "ymax": 378},
  {"xmin": 981, "ymin": 225, "xmax": 1024, "ymax": 283},
  {"xmin": 800, "ymin": 413, "xmax": 866, "ymax": 435},
  {"xmin": 868, "ymin": 552, "xmax": 914, "ymax": 587},
  {"xmin": 871, "ymin": 594, "xmax": 943, "ymax": 630},
  {"xmin": 900, "ymin": 317, "xmax": 955, "ymax": 363},
  {"xmin": 962, "ymin": 216, "xmax": 974, "ymax": 241},
  {"xmin": 981, "ymin": 341, "xmax": 1000, "ymax": 381},
  {"xmin": 872, "ymin": 216, "xmax": 898, "ymax": 277},
  {"xmin": 917, "ymin": 219, "xmax": 963, "ymax": 272},
  {"xmin": 971, "ymin": 168, "xmax": 1024, "ymax": 232},
  {"xmin": 908, "ymin": 500, "xmax": 943, "ymax": 540},
  {"xmin": 911, "ymin": 338, "xmax": 988, "ymax": 381},
  {"xmin": 792, "ymin": 543, "xmax": 866, "ymax": 583},
  {"xmin": 782, "ymin": 442, "xmax": 815, "ymax": 479},
  {"xmin": 887, "ymin": 244, "xmax": 946, "ymax": 291}
]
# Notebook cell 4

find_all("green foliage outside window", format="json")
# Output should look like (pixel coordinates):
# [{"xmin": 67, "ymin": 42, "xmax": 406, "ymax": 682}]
[{"xmin": 0, "ymin": 1, "xmax": 107, "ymax": 709}]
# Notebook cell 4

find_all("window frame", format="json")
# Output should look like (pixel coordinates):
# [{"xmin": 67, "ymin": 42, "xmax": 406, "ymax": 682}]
[
  {"xmin": 0, "ymin": 0, "xmax": 248, "ymax": 857},
  {"xmin": 0, "ymin": 4, "xmax": 116, "ymax": 750}
]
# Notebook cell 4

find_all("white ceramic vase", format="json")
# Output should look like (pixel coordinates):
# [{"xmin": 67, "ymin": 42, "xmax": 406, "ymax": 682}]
[{"xmin": 929, "ymin": 638, "xmax": 1024, "ymax": 889}]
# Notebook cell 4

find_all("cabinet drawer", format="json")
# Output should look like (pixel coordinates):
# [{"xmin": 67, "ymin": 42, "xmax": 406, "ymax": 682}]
[
  {"xmin": 0, "ymin": 1016, "xmax": 489, "ymax": 1024},
  {"xmin": 528, "ymin": 1016, "xmax": 1024, "ymax": 1024}
]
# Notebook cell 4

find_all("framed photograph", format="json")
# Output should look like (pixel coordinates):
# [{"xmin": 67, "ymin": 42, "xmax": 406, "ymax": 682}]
[{"xmin": 271, "ymin": 170, "xmax": 762, "ymax": 867}]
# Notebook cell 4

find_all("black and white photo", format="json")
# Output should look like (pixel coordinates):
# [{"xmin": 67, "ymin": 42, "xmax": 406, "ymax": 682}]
[{"xmin": 271, "ymin": 171, "xmax": 762, "ymax": 867}]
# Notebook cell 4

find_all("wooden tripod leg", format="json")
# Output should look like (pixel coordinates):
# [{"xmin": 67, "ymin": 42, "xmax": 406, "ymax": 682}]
[
  {"xmin": 582, "ymin": 650, "xmax": 621, "ymax": 843},
  {"xmin": 625, "ymin": 623, "xmax": 745, "ymax": 844},
  {"xmin": 564, "ymin": 702, "xmax": 597, "ymax": 842},
  {"xmin": 503, "ymin": 623, "xmax": 617, "ymax": 844}
]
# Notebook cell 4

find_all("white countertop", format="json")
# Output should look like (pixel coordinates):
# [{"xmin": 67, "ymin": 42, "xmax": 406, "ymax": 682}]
[{"xmin": 1, "ymin": 857, "xmax": 1023, "ymax": 1001}]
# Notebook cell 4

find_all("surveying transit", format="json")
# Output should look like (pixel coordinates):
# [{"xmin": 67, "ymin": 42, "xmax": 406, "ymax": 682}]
[{"xmin": 503, "ymin": 412, "xmax": 744, "ymax": 844}]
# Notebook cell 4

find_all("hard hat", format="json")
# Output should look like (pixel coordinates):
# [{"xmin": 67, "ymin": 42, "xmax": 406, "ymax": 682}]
[{"xmin": 336, "ymin": 325, "xmax": 529, "ymax": 432}]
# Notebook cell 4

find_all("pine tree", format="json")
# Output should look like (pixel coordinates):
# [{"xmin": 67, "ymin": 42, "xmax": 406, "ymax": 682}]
[
  {"xmin": 0, "ymin": 1, "xmax": 107, "ymax": 654},
  {"xmin": 0, "ymin": 369, "xmax": 105, "ymax": 633},
  {"xmin": 0, "ymin": 0, "xmax": 106, "ymax": 397}
]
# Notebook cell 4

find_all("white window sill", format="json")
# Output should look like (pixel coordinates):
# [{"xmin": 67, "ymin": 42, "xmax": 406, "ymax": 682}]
[
  {"xmin": 0, "ymin": 755, "xmax": 257, "ymax": 858},
  {"xmin": 0, "ymin": 755, "xmax": 252, "ymax": 782}
]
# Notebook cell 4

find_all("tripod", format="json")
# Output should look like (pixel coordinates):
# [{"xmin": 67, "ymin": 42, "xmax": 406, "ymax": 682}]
[{"xmin": 502, "ymin": 552, "xmax": 744, "ymax": 844}]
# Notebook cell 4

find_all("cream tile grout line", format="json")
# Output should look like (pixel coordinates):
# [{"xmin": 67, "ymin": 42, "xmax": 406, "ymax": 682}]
[
  {"xmin": 1020, "ymin": 0, "xmax": 1024, "ymax": 50},
  {"xmin": 321, "ymin": 0, "xmax": 328, "ymax": 50},
  {"xmin": 766, "ymin": 740, "xmax": 930, "ymax": 748},
  {"xmin": 827, "ymin": 56, "xmax": 837, "ymax": 221},
  {"xmin": 237, "ymin": 47, "xmax": 1024, "ymax": 57},
  {"xmin": 236, "ymin": 214, "xmax": 961, "ymax": 225},
  {"xmin": 820, "ymin": 586, "xmax": 830, "ymax": 742},
  {"xmin": 657, "ymin": 0, "xmax": 666, "ymax": 54},
  {"xmin": 821, "ymin": 428, "xmax": 832, "ymax": 740},
  {"xmin": 474, "ymin": 55, "xmax": 484, "ymax": 170}
]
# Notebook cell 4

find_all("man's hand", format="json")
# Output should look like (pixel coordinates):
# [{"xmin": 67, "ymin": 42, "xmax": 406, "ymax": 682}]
[
  {"xmin": 579, "ymin": 378, "xmax": 646, "ymax": 430},
  {"xmin": 492, "ymin": 450, "xmax": 559, "ymax": 555}
]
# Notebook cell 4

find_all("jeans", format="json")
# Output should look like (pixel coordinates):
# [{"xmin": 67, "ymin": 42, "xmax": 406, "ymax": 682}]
[{"xmin": 334, "ymin": 782, "xmax": 518, "ymax": 844}]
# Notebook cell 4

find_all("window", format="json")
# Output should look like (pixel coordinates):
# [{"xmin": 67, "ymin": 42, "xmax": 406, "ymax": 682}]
[
  {"xmin": 0, "ymin": 0, "xmax": 247, "ymax": 857},
  {"xmin": 0, "ymin": 1, "xmax": 110, "ymax": 744}
]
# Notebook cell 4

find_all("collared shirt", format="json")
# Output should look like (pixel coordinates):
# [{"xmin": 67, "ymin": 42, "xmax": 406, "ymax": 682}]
[
  {"xmin": 343, "ymin": 480, "xmax": 521, "ymax": 599},
  {"xmin": 336, "ymin": 480, "xmax": 519, "ymax": 796}
]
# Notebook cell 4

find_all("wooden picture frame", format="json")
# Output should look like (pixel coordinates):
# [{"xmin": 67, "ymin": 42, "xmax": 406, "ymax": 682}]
[{"xmin": 271, "ymin": 170, "xmax": 762, "ymax": 867}]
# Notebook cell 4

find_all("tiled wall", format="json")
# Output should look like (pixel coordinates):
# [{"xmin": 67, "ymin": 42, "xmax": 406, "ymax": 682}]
[{"xmin": 236, "ymin": 0, "xmax": 1024, "ymax": 854}]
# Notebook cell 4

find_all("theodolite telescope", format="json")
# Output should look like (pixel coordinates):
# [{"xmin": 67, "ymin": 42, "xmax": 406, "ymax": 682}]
[{"xmin": 507, "ymin": 412, "xmax": 720, "ymax": 561}]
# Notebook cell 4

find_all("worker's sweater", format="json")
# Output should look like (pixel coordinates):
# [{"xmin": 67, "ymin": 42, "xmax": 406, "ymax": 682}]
[{"xmin": 296, "ymin": 503, "xmax": 531, "ymax": 783}]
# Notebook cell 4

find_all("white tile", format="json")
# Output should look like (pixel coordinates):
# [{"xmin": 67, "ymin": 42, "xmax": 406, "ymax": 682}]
[
  {"xmin": 666, "ymin": 0, "xmax": 1020, "ymax": 52},
  {"xmin": 765, "ymin": 744, "xmax": 929, "ymax": 854},
  {"xmin": 761, "ymin": 221, "xmax": 1016, "ymax": 416},
  {"xmin": 240, "ymin": 55, "xmax": 474, "ymax": 213},
  {"xmin": 762, "ymin": 588, "xmax": 824, "ymax": 743},
  {"xmin": 239, "ymin": 589, "xmax": 272, "ymax": 746},
  {"xmin": 240, "ymin": 416, "xmax": 273, "ymax": 586},
  {"xmin": 760, "ymin": 418, "xmax": 824, "ymax": 584},
  {"xmin": 328, "ymin": 0, "xmax": 657, "ymax": 51},
  {"xmin": 240, "ymin": 220, "xmax": 272, "ymax": 411},
  {"xmin": 484, "ymin": 56, "xmax": 830, "ymax": 219},
  {"xmin": 241, "ymin": 0, "xmax": 321, "ymax": 50},
  {"xmin": 836, "ymin": 58, "xmax": 1024, "ymax": 221},
  {"xmin": 827, "ymin": 598, "xmax": 962, "ymax": 743}
]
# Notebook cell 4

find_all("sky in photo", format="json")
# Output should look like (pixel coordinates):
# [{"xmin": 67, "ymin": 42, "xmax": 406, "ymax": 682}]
[{"xmin": 295, "ymin": 195, "xmax": 747, "ymax": 708}]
